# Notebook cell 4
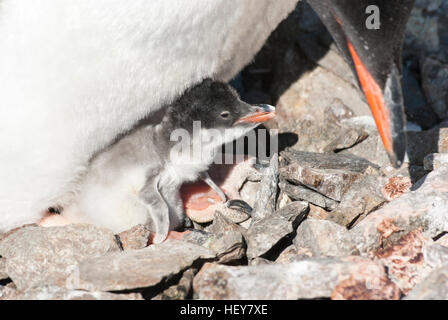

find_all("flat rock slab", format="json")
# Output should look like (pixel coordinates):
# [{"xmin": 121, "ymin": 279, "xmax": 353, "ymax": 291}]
[
  {"xmin": 152, "ymin": 268, "xmax": 196, "ymax": 300},
  {"xmin": 193, "ymin": 257, "xmax": 400, "ymax": 300},
  {"xmin": 350, "ymin": 166, "xmax": 448, "ymax": 255},
  {"xmin": 204, "ymin": 212, "xmax": 246, "ymax": 263},
  {"xmin": 69, "ymin": 240, "xmax": 215, "ymax": 292},
  {"xmin": 281, "ymin": 149, "xmax": 377, "ymax": 172},
  {"xmin": 280, "ymin": 150, "xmax": 377, "ymax": 201},
  {"xmin": 405, "ymin": 267, "xmax": 448, "ymax": 300},
  {"xmin": 0, "ymin": 258, "xmax": 7, "ymax": 281},
  {"xmin": 339, "ymin": 117, "xmax": 391, "ymax": 166},
  {"xmin": 294, "ymin": 219, "xmax": 359, "ymax": 257},
  {"xmin": 251, "ymin": 154, "xmax": 279, "ymax": 222},
  {"xmin": 173, "ymin": 216, "xmax": 246, "ymax": 264},
  {"xmin": 327, "ymin": 175, "xmax": 387, "ymax": 227},
  {"xmin": 0, "ymin": 286, "xmax": 142, "ymax": 300},
  {"xmin": 0, "ymin": 224, "xmax": 120, "ymax": 290},
  {"xmin": 279, "ymin": 181, "xmax": 338, "ymax": 210},
  {"xmin": 246, "ymin": 201, "xmax": 308, "ymax": 259},
  {"xmin": 424, "ymin": 243, "xmax": 448, "ymax": 269}
]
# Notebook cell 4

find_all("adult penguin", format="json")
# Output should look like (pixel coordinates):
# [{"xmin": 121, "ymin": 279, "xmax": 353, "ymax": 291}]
[{"xmin": 0, "ymin": 0, "xmax": 414, "ymax": 231}]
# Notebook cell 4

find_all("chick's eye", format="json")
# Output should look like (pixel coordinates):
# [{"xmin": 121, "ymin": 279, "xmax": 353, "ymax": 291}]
[{"xmin": 220, "ymin": 111, "xmax": 230, "ymax": 119}]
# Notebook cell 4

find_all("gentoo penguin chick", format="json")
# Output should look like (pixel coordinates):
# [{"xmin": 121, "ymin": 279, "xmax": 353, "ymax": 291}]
[{"xmin": 61, "ymin": 79, "xmax": 275, "ymax": 243}]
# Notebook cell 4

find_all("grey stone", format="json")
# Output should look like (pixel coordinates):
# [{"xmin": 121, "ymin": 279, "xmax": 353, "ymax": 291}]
[
  {"xmin": 279, "ymin": 180, "xmax": 338, "ymax": 211},
  {"xmin": 179, "ymin": 216, "xmax": 246, "ymax": 264},
  {"xmin": 246, "ymin": 201, "xmax": 308, "ymax": 259},
  {"xmin": 118, "ymin": 224, "xmax": 151, "ymax": 250},
  {"xmin": 276, "ymin": 190, "xmax": 293, "ymax": 210},
  {"xmin": 152, "ymin": 268, "xmax": 196, "ymax": 300},
  {"xmin": 0, "ymin": 224, "xmax": 120, "ymax": 290},
  {"xmin": 179, "ymin": 229, "xmax": 214, "ymax": 247},
  {"xmin": 280, "ymin": 150, "xmax": 376, "ymax": 201},
  {"xmin": 278, "ymin": 119, "xmax": 367, "ymax": 155},
  {"xmin": 323, "ymin": 127, "xmax": 369, "ymax": 153},
  {"xmin": 193, "ymin": 258, "xmax": 400, "ymax": 300},
  {"xmin": 424, "ymin": 243, "xmax": 448, "ymax": 269},
  {"xmin": 339, "ymin": 117, "xmax": 391, "ymax": 166},
  {"xmin": 325, "ymin": 99, "xmax": 355, "ymax": 122},
  {"xmin": 327, "ymin": 175, "xmax": 387, "ymax": 227},
  {"xmin": 405, "ymin": 267, "xmax": 448, "ymax": 300},
  {"xmin": 0, "ymin": 224, "xmax": 38, "ymax": 243},
  {"xmin": 69, "ymin": 240, "xmax": 215, "ymax": 292},
  {"xmin": 219, "ymin": 206, "xmax": 251, "ymax": 225},
  {"xmin": 251, "ymin": 154, "xmax": 278, "ymax": 222},
  {"xmin": 308, "ymin": 204, "xmax": 330, "ymax": 220},
  {"xmin": 350, "ymin": 166, "xmax": 448, "ymax": 256},
  {"xmin": 294, "ymin": 219, "xmax": 359, "ymax": 257},
  {"xmin": 0, "ymin": 258, "xmax": 7, "ymax": 281},
  {"xmin": 423, "ymin": 153, "xmax": 448, "ymax": 171},
  {"xmin": 205, "ymin": 212, "xmax": 246, "ymax": 263},
  {"xmin": 239, "ymin": 180, "xmax": 260, "ymax": 209},
  {"xmin": 275, "ymin": 245, "xmax": 313, "ymax": 264},
  {"xmin": 276, "ymin": 201, "xmax": 309, "ymax": 222},
  {"xmin": 281, "ymin": 149, "xmax": 377, "ymax": 175},
  {"xmin": 0, "ymin": 286, "xmax": 143, "ymax": 300},
  {"xmin": 249, "ymin": 258, "xmax": 274, "ymax": 266},
  {"xmin": 275, "ymin": 65, "xmax": 370, "ymax": 130}
]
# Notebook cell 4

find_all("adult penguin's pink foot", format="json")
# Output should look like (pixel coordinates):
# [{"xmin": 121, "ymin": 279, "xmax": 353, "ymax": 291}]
[
  {"xmin": 147, "ymin": 230, "xmax": 192, "ymax": 245},
  {"xmin": 38, "ymin": 210, "xmax": 73, "ymax": 228}
]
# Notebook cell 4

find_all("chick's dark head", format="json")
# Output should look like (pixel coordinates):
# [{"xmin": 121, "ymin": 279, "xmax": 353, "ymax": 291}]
[{"xmin": 169, "ymin": 79, "xmax": 274, "ymax": 132}]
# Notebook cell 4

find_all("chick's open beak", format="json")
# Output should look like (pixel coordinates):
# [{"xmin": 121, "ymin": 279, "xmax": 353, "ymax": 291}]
[{"xmin": 234, "ymin": 104, "xmax": 276, "ymax": 125}]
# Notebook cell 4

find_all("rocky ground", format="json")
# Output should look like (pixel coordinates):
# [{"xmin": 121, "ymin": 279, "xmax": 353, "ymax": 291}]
[{"xmin": 1, "ymin": 0, "xmax": 448, "ymax": 300}]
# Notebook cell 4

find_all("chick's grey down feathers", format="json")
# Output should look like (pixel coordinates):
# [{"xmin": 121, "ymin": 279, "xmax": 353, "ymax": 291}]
[{"xmin": 61, "ymin": 79, "xmax": 265, "ymax": 243}]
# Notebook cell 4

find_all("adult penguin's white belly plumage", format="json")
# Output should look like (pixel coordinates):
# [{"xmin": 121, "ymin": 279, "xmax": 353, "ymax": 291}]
[{"xmin": 0, "ymin": 0, "xmax": 298, "ymax": 231}]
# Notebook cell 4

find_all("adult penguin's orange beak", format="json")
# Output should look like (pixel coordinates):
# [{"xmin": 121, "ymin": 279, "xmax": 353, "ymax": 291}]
[{"xmin": 308, "ymin": 0, "xmax": 415, "ymax": 168}]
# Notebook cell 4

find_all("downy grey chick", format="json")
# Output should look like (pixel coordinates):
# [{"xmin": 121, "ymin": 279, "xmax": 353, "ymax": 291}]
[{"xmin": 61, "ymin": 79, "xmax": 275, "ymax": 243}]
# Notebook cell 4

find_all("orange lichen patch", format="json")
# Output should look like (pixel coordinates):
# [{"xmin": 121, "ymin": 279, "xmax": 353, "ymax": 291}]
[
  {"xmin": 346, "ymin": 41, "xmax": 393, "ymax": 158},
  {"xmin": 373, "ymin": 229, "xmax": 431, "ymax": 294},
  {"xmin": 331, "ymin": 256, "xmax": 401, "ymax": 300},
  {"xmin": 382, "ymin": 176, "xmax": 412, "ymax": 201},
  {"xmin": 374, "ymin": 229, "xmax": 426, "ymax": 260},
  {"xmin": 376, "ymin": 218, "xmax": 401, "ymax": 240},
  {"xmin": 331, "ymin": 275, "xmax": 401, "ymax": 300}
]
